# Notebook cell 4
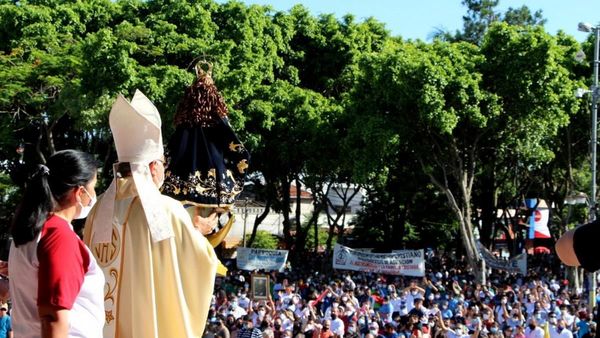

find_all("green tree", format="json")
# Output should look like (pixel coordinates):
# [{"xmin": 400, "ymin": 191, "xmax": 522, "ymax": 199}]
[
  {"xmin": 242, "ymin": 80, "xmax": 340, "ymax": 251},
  {"xmin": 0, "ymin": 0, "xmax": 589, "ymax": 267},
  {"xmin": 244, "ymin": 230, "xmax": 278, "ymax": 249},
  {"xmin": 474, "ymin": 24, "xmax": 581, "ymax": 248},
  {"xmin": 460, "ymin": 0, "xmax": 500, "ymax": 43},
  {"xmin": 435, "ymin": 0, "xmax": 545, "ymax": 44},
  {"xmin": 349, "ymin": 24, "xmax": 578, "ymax": 279},
  {"xmin": 351, "ymin": 157, "xmax": 456, "ymax": 251},
  {"xmin": 304, "ymin": 226, "xmax": 331, "ymax": 250}
]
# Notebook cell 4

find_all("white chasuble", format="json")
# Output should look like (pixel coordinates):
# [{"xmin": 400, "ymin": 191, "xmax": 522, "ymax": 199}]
[{"xmin": 84, "ymin": 177, "xmax": 219, "ymax": 338}]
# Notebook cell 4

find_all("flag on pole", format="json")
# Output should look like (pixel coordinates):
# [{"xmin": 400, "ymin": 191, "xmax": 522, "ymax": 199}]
[{"xmin": 525, "ymin": 198, "xmax": 551, "ymax": 239}]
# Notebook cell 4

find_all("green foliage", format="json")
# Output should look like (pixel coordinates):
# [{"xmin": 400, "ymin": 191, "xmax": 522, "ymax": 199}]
[
  {"xmin": 436, "ymin": 0, "xmax": 545, "ymax": 44},
  {"xmin": 460, "ymin": 0, "xmax": 500, "ymax": 43},
  {"xmin": 351, "ymin": 169, "xmax": 457, "ymax": 251},
  {"xmin": 244, "ymin": 230, "xmax": 278, "ymax": 249},
  {"xmin": 503, "ymin": 6, "xmax": 546, "ymax": 27},
  {"xmin": 305, "ymin": 227, "xmax": 333, "ymax": 250},
  {"xmin": 0, "ymin": 0, "xmax": 592, "ymax": 259},
  {"xmin": 0, "ymin": 171, "xmax": 19, "ymax": 247},
  {"xmin": 480, "ymin": 23, "xmax": 579, "ymax": 165}
]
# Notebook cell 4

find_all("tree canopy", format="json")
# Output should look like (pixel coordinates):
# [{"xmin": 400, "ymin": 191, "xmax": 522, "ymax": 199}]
[{"xmin": 0, "ymin": 0, "xmax": 594, "ymax": 273}]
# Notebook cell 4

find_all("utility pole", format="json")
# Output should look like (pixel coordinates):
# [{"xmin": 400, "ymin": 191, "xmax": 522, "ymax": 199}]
[{"xmin": 577, "ymin": 22, "xmax": 600, "ymax": 312}]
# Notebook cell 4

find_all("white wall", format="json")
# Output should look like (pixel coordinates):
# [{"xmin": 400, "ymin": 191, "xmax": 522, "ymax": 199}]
[{"xmin": 224, "ymin": 184, "xmax": 366, "ymax": 243}]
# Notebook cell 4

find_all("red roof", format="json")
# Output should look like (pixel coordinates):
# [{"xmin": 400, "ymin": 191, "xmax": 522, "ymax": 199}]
[{"xmin": 289, "ymin": 185, "xmax": 313, "ymax": 200}]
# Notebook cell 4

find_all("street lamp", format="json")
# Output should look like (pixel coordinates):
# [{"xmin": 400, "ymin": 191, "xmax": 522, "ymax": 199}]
[
  {"xmin": 564, "ymin": 192, "xmax": 589, "ymax": 205},
  {"xmin": 577, "ymin": 21, "xmax": 600, "ymax": 312}
]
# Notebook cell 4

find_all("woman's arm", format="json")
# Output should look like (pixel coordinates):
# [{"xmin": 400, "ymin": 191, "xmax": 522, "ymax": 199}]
[{"xmin": 39, "ymin": 305, "xmax": 69, "ymax": 338}]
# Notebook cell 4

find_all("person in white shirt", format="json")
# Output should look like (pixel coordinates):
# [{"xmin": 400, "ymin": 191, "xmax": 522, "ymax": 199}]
[
  {"xmin": 525, "ymin": 318, "xmax": 545, "ymax": 338},
  {"xmin": 525, "ymin": 295, "xmax": 536, "ymax": 316},
  {"xmin": 280, "ymin": 310, "xmax": 294, "ymax": 332},
  {"xmin": 228, "ymin": 297, "xmax": 247, "ymax": 320},
  {"xmin": 555, "ymin": 320, "xmax": 574, "ymax": 338},
  {"xmin": 549, "ymin": 313, "xmax": 561, "ymax": 338},
  {"xmin": 330, "ymin": 306, "xmax": 345, "ymax": 336},
  {"xmin": 9, "ymin": 150, "xmax": 104, "ymax": 338},
  {"xmin": 435, "ymin": 311, "xmax": 471, "ymax": 338},
  {"xmin": 404, "ymin": 282, "xmax": 425, "ymax": 312},
  {"xmin": 238, "ymin": 292, "xmax": 251, "ymax": 311},
  {"xmin": 560, "ymin": 307, "xmax": 575, "ymax": 327},
  {"xmin": 345, "ymin": 275, "xmax": 356, "ymax": 291},
  {"xmin": 324, "ymin": 301, "xmax": 339, "ymax": 321},
  {"xmin": 390, "ymin": 292, "xmax": 404, "ymax": 314},
  {"xmin": 251, "ymin": 304, "xmax": 267, "ymax": 327},
  {"xmin": 533, "ymin": 310, "xmax": 548, "ymax": 327},
  {"xmin": 495, "ymin": 296, "xmax": 511, "ymax": 325},
  {"xmin": 280, "ymin": 286, "xmax": 297, "ymax": 306}
]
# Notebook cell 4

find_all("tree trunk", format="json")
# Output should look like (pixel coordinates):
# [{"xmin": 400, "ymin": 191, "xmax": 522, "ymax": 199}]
[
  {"xmin": 294, "ymin": 176, "xmax": 302, "ymax": 233},
  {"xmin": 420, "ymin": 145, "xmax": 483, "ymax": 282},
  {"xmin": 389, "ymin": 207, "xmax": 408, "ymax": 250},
  {"xmin": 324, "ymin": 184, "xmax": 360, "ymax": 253},
  {"xmin": 45, "ymin": 115, "xmax": 61, "ymax": 156},
  {"xmin": 314, "ymin": 213, "xmax": 319, "ymax": 252},
  {"xmin": 35, "ymin": 126, "xmax": 46, "ymax": 164},
  {"xmin": 479, "ymin": 167, "xmax": 497, "ymax": 247},
  {"xmin": 566, "ymin": 266, "xmax": 579, "ymax": 291},
  {"xmin": 324, "ymin": 207, "xmax": 336, "ymax": 254},
  {"xmin": 247, "ymin": 198, "xmax": 272, "ymax": 248},
  {"xmin": 294, "ymin": 205, "xmax": 322, "ymax": 256},
  {"xmin": 280, "ymin": 177, "xmax": 293, "ymax": 248}
]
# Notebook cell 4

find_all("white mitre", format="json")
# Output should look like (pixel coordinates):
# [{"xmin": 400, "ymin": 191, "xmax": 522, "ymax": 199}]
[
  {"xmin": 92, "ymin": 90, "xmax": 174, "ymax": 243},
  {"xmin": 110, "ymin": 90, "xmax": 163, "ymax": 163}
]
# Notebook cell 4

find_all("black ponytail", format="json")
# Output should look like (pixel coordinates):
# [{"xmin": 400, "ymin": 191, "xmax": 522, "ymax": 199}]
[{"xmin": 10, "ymin": 149, "xmax": 97, "ymax": 246}]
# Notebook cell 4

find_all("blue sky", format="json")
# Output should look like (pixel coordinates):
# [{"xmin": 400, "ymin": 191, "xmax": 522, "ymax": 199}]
[{"xmin": 226, "ymin": 0, "xmax": 600, "ymax": 41}]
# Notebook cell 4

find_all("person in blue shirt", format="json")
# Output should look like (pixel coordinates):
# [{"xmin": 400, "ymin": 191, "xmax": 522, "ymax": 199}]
[
  {"xmin": 379, "ymin": 296, "xmax": 394, "ymax": 322},
  {"xmin": 0, "ymin": 304, "xmax": 12, "ymax": 338},
  {"xmin": 449, "ymin": 295, "xmax": 460, "ymax": 312},
  {"xmin": 440, "ymin": 300, "xmax": 454, "ymax": 319},
  {"xmin": 576, "ymin": 312, "xmax": 591, "ymax": 338},
  {"xmin": 382, "ymin": 323, "xmax": 399, "ymax": 338}
]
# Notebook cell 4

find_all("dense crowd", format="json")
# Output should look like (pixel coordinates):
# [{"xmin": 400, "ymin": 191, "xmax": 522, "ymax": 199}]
[{"xmin": 204, "ymin": 251, "xmax": 598, "ymax": 338}]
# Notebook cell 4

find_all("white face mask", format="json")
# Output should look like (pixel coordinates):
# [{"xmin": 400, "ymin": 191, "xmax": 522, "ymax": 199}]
[{"xmin": 75, "ymin": 187, "xmax": 96, "ymax": 219}]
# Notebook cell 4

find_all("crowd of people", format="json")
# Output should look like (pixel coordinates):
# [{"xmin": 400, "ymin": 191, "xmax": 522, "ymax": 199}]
[{"xmin": 204, "ymin": 252, "xmax": 598, "ymax": 338}]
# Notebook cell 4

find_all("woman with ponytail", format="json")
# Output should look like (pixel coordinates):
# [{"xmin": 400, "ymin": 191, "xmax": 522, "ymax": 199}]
[{"xmin": 8, "ymin": 150, "xmax": 104, "ymax": 338}]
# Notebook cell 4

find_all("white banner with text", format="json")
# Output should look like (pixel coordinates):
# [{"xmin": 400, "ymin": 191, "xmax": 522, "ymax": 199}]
[
  {"xmin": 476, "ymin": 241, "xmax": 527, "ymax": 275},
  {"xmin": 333, "ymin": 244, "xmax": 425, "ymax": 276},
  {"xmin": 237, "ymin": 247, "xmax": 289, "ymax": 272}
]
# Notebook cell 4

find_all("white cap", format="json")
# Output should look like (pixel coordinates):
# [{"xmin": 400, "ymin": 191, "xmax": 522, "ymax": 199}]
[
  {"xmin": 92, "ymin": 90, "xmax": 173, "ymax": 244},
  {"xmin": 110, "ymin": 90, "xmax": 163, "ymax": 163}
]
